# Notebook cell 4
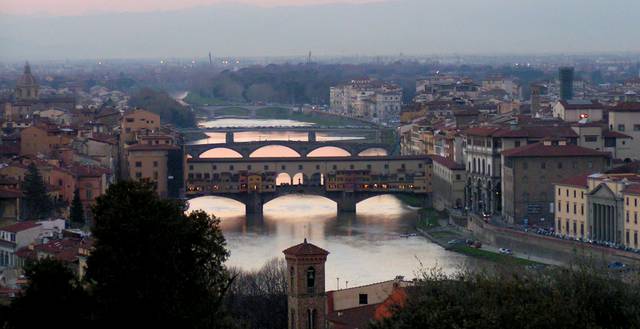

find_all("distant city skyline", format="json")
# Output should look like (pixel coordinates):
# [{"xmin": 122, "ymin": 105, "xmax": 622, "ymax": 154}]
[{"xmin": 0, "ymin": 0, "xmax": 639, "ymax": 61}]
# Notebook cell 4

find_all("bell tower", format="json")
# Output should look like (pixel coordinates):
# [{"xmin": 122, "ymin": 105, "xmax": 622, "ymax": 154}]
[{"xmin": 283, "ymin": 239, "xmax": 329, "ymax": 329}]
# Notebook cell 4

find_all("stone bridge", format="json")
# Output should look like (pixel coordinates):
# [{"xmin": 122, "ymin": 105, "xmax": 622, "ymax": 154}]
[
  {"xmin": 186, "ymin": 135, "xmax": 394, "ymax": 159},
  {"xmin": 188, "ymin": 184, "xmax": 430, "ymax": 214}
]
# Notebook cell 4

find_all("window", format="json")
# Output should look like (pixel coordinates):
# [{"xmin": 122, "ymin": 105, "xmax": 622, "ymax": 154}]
[
  {"xmin": 264, "ymin": 165, "xmax": 269, "ymax": 170},
  {"xmin": 456, "ymin": 174, "xmax": 461, "ymax": 180},
  {"xmin": 333, "ymin": 165, "xmax": 338, "ymax": 170},
  {"xmin": 515, "ymin": 141, "xmax": 521, "ymax": 147},
  {"xmin": 580, "ymin": 223, "xmax": 584, "ymax": 236},
  {"xmin": 627, "ymin": 230, "xmax": 630, "ymax": 244},
  {"xmin": 153, "ymin": 161, "xmax": 158, "ymax": 168},
  {"xmin": 359, "ymin": 294, "xmax": 369, "ymax": 305},
  {"xmin": 316, "ymin": 165, "xmax": 320, "ymax": 170},
  {"xmin": 635, "ymin": 231, "xmax": 638, "ymax": 246},
  {"xmin": 573, "ymin": 221, "xmax": 577, "ymax": 234},
  {"xmin": 558, "ymin": 162, "xmax": 563, "ymax": 169},
  {"xmin": 584, "ymin": 135, "xmax": 598, "ymax": 142},
  {"xmin": 306, "ymin": 267, "xmax": 316, "ymax": 294},
  {"xmin": 135, "ymin": 161, "xmax": 142, "ymax": 168},
  {"xmin": 229, "ymin": 165, "xmax": 234, "ymax": 171},
  {"xmin": 636, "ymin": 198, "xmax": 638, "ymax": 207},
  {"xmin": 523, "ymin": 162, "xmax": 528, "ymax": 170},
  {"xmin": 153, "ymin": 171, "xmax": 158, "ymax": 180},
  {"xmin": 350, "ymin": 165, "xmax": 355, "ymax": 170},
  {"xmin": 573, "ymin": 190, "xmax": 576, "ymax": 198},
  {"xmin": 367, "ymin": 164, "xmax": 372, "ymax": 170},
  {"xmin": 384, "ymin": 164, "xmax": 389, "ymax": 169},
  {"xmin": 281, "ymin": 165, "xmax": 286, "ymax": 170},
  {"xmin": 573, "ymin": 203, "xmax": 577, "ymax": 214},
  {"xmin": 626, "ymin": 211, "xmax": 629, "ymax": 223},
  {"xmin": 558, "ymin": 201, "xmax": 561, "ymax": 212},
  {"xmin": 635, "ymin": 125, "xmax": 640, "ymax": 131},
  {"xmin": 541, "ymin": 162, "xmax": 546, "ymax": 169},
  {"xmin": 558, "ymin": 188, "xmax": 561, "ymax": 196},
  {"xmin": 618, "ymin": 124, "xmax": 625, "ymax": 132},
  {"xmin": 635, "ymin": 212, "xmax": 638, "ymax": 224},
  {"xmin": 581, "ymin": 204, "xmax": 584, "ymax": 215},
  {"xmin": 298, "ymin": 165, "xmax": 303, "ymax": 170},
  {"xmin": 135, "ymin": 172, "xmax": 142, "ymax": 178}
]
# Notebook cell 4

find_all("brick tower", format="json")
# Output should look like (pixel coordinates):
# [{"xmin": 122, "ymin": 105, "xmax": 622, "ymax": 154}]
[{"xmin": 283, "ymin": 239, "xmax": 330, "ymax": 329}]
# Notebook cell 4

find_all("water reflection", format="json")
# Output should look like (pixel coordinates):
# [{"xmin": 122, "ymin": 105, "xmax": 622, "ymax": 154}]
[
  {"xmin": 200, "ymin": 118, "xmax": 314, "ymax": 128},
  {"xmin": 187, "ymin": 195, "xmax": 472, "ymax": 287}
]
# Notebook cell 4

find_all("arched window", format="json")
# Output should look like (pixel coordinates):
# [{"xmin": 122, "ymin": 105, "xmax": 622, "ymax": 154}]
[
  {"xmin": 290, "ymin": 267, "xmax": 295, "ymax": 293},
  {"xmin": 306, "ymin": 266, "xmax": 315, "ymax": 294}
]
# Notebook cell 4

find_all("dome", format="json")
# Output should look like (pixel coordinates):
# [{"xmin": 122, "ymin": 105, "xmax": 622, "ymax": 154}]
[{"xmin": 16, "ymin": 62, "xmax": 37, "ymax": 87}]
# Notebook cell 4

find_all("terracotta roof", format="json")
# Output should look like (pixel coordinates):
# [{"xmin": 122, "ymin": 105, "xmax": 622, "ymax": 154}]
[
  {"xmin": 493, "ymin": 126, "xmax": 577, "ymax": 138},
  {"xmin": 126, "ymin": 144, "xmax": 180, "ymax": 151},
  {"xmin": 555, "ymin": 173, "xmax": 591, "ymax": 188},
  {"xmin": 464, "ymin": 126, "xmax": 501, "ymax": 137},
  {"xmin": 609, "ymin": 102, "xmax": 640, "ymax": 112},
  {"xmin": 282, "ymin": 239, "xmax": 329, "ymax": 257},
  {"xmin": 603, "ymin": 130, "xmax": 632, "ymax": 139},
  {"xmin": 0, "ymin": 188, "xmax": 22, "ymax": 198},
  {"xmin": 327, "ymin": 303, "xmax": 378, "ymax": 329},
  {"xmin": 0, "ymin": 221, "xmax": 41, "ymax": 233},
  {"xmin": 431, "ymin": 155, "xmax": 465, "ymax": 170},
  {"xmin": 559, "ymin": 100, "xmax": 603, "ymax": 110},
  {"xmin": 502, "ymin": 143, "xmax": 610, "ymax": 158}
]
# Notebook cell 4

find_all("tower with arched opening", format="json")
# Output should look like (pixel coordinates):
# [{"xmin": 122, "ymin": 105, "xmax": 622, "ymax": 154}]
[{"xmin": 283, "ymin": 239, "xmax": 329, "ymax": 329}]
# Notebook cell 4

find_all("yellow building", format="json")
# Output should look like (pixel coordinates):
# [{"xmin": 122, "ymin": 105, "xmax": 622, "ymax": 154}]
[
  {"xmin": 20, "ymin": 125, "xmax": 73, "ymax": 157},
  {"xmin": 126, "ymin": 144, "xmax": 182, "ymax": 198},
  {"xmin": 555, "ymin": 171, "xmax": 640, "ymax": 248}
]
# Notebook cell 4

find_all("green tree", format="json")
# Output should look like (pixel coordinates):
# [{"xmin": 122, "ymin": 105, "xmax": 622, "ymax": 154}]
[
  {"xmin": 86, "ymin": 181, "xmax": 233, "ymax": 329},
  {"xmin": 128, "ymin": 88, "xmax": 196, "ymax": 127},
  {"xmin": 370, "ymin": 266, "xmax": 640, "ymax": 329},
  {"xmin": 21, "ymin": 163, "xmax": 52, "ymax": 219},
  {"xmin": 69, "ymin": 188, "xmax": 84, "ymax": 226},
  {"xmin": 7, "ymin": 258, "xmax": 91, "ymax": 329}
]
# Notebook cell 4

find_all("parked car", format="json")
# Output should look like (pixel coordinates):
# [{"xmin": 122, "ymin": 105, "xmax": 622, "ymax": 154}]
[
  {"xmin": 498, "ymin": 248, "xmax": 512, "ymax": 255},
  {"xmin": 608, "ymin": 261, "xmax": 627, "ymax": 270}
]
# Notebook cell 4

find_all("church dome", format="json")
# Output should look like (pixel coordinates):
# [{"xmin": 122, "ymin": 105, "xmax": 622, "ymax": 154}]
[{"xmin": 16, "ymin": 62, "xmax": 37, "ymax": 87}]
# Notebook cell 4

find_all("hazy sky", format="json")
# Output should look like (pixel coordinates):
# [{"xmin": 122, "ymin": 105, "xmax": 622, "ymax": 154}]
[
  {"xmin": 0, "ymin": 0, "xmax": 639, "ymax": 60},
  {"xmin": 0, "ymin": 0, "xmax": 383, "ymax": 16}
]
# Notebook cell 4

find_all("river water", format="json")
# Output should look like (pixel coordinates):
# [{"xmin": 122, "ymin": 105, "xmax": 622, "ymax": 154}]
[{"xmin": 186, "ymin": 117, "xmax": 473, "ymax": 288}]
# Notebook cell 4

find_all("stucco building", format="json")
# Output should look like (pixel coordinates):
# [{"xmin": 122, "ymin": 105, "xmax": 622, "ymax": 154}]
[{"xmin": 501, "ymin": 140, "xmax": 610, "ymax": 226}]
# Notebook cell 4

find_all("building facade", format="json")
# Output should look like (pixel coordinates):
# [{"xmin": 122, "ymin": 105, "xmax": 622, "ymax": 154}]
[{"xmin": 501, "ymin": 140, "xmax": 610, "ymax": 226}]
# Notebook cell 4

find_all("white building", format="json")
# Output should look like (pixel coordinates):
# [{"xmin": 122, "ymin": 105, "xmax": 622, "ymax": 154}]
[{"xmin": 329, "ymin": 78, "xmax": 402, "ymax": 124}]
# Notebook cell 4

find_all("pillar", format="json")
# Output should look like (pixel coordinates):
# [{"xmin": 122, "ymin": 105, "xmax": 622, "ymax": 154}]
[
  {"xmin": 225, "ymin": 131, "xmax": 234, "ymax": 144},
  {"xmin": 336, "ymin": 192, "xmax": 356, "ymax": 213},
  {"xmin": 308, "ymin": 131, "xmax": 317, "ymax": 142},
  {"xmin": 245, "ymin": 193, "xmax": 263, "ymax": 215}
]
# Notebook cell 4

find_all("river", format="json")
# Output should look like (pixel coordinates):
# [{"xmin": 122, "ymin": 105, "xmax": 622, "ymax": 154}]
[{"xmin": 185, "ymin": 117, "xmax": 473, "ymax": 288}]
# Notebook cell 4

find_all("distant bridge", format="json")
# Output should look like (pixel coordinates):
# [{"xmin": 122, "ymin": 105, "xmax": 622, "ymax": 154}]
[{"xmin": 186, "ymin": 155, "xmax": 433, "ymax": 214}]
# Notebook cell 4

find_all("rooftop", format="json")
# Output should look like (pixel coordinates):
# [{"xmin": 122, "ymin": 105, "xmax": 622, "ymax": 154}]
[
  {"xmin": 282, "ymin": 239, "xmax": 329, "ymax": 257},
  {"xmin": 502, "ymin": 142, "xmax": 610, "ymax": 158},
  {"xmin": 0, "ymin": 221, "xmax": 41, "ymax": 233}
]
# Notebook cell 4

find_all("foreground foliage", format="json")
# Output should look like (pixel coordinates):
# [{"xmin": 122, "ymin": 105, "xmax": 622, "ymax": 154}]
[
  {"xmin": 2, "ymin": 182, "xmax": 233, "ymax": 329},
  {"xmin": 371, "ymin": 266, "xmax": 640, "ymax": 329}
]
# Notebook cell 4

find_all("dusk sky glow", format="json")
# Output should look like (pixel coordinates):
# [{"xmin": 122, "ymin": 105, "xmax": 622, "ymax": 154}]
[
  {"xmin": 0, "ymin": 0, "xmax": 384, "ymax": 16},
  {"xmin": 0, "ymin": 0, "xmax": 638, "ymax": 60}
]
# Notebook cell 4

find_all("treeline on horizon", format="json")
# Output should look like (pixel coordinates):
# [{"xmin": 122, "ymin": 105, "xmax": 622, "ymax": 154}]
[{"xmin": 186, "ymin": 62, "xmax": 550, "ymax": 105}]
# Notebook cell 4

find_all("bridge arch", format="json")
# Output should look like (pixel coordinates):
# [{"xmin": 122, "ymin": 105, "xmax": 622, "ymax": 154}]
[
  {"xmin": 306, "ymin": 146, "xmax": 351, "ymax": 157},
  {"xmin": 358, "ymin": 147, "xmax": 389, "ymax": 157},
  {"xmin": 199, "ymin": 147, "xmax": 244, "ymax": 159},
  {"xmin": 250, "ymin": 145, "xmax": 301, "ymax": 158}
]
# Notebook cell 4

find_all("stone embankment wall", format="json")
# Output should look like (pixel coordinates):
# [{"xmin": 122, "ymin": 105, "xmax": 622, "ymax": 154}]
[{"xmin": 467, "ymin": 216, "xmax": 640, "ymax": 266}]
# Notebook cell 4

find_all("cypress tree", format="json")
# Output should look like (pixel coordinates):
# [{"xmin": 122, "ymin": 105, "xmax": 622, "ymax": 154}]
[
  {"xmin": 21, "ymin": 163, "xmax": 52, "ymax": 219},
  {"xmin": 69, "ymin": 188, "xmax": 84, "ymax": 226}
]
